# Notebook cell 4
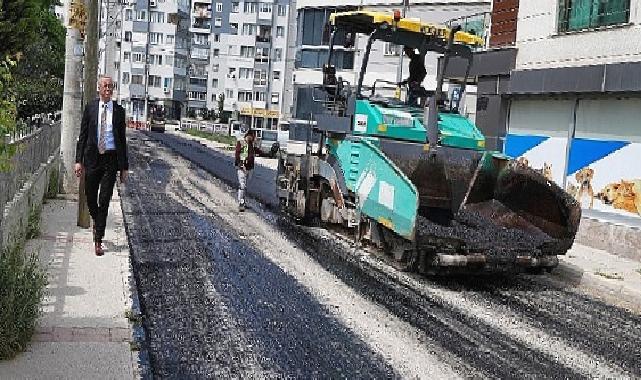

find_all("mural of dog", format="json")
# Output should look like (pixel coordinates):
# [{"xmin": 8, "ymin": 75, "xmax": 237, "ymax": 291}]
[
  {"xmin": 515, "ymin": 157, "xmax": 553, "ymax": 181},
  {"xmin": 575, "ymin": 168, "xmax": 595, "ymax": 209},
  {"xmin": 540, "ymin": 162, "xmax": 553, "ymax": 181},
  {"xmin": 598, "ymin": 179, "xmax": 641, "ymax": 215}
]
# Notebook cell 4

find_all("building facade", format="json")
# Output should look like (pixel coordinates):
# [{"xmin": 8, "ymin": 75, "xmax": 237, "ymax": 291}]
[
  {"xmin": 110, "ymin": 0, "xmax": 191, "ymax": 123},
  {"xmin": 479, "ymin": 0, "xmax": 641, "ymax": 220},
  {"xmin": 204, "ymin": 0, "xmax": 292, "ymax": 129}
]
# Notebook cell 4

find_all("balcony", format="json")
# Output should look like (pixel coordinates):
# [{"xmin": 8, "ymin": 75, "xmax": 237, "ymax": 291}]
[
  {"xmin": 256, "ymin": 35, "xmax": 271, "ymax": 43},
  {"xmin": 191, "ymin": 21, "xmax": 211, "ymax": 31},
  {"xmin": 193, "ymin": 8, "xmax": 212, "ymax": 18}
]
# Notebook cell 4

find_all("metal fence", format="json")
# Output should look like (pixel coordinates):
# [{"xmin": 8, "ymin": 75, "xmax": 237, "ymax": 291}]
[{"xmin": 0, "ymin": 119, "xmax": 61, "ymax": 220}]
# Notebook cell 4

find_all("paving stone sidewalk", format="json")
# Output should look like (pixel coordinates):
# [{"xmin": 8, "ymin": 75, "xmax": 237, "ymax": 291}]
[{"xmin": 0, "ymin": 191, "xmax": 138, "ymax": 380}]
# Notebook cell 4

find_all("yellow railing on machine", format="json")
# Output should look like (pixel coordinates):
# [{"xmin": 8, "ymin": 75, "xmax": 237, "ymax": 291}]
[{"xmin": 329, "ymin": 10, "xmax": 484, "ymax": 47}]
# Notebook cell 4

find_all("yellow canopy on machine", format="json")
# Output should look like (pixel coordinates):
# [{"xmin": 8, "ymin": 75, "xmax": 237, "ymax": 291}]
[{"xmin": 329, "ymin": 10, "xmax": 484, "ymax": 47}]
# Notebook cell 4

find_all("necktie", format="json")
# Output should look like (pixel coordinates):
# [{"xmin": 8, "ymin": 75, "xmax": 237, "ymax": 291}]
[{"xmin": 98, "ymin": 104, "xmax": 107, "ymax": 154}]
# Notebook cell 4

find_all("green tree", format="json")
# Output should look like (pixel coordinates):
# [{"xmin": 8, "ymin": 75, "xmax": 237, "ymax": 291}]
[
  {"xmin": 0, "ymin": 0, "xmax": 64, "ymax": 119},
  {"xmin": 0, "ymin": 0, "xmax": 61, "ymax": 57}
]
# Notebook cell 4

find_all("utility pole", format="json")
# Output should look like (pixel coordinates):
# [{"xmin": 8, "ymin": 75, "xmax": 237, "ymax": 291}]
[
  {"xmin": 77, "ymin": 0, "xmax": 100, "ymax": 228},
  {"xmin": 395, "ymin": 0, "xmax": 409, "ymax": 84},
  {"xmin": 143, "ymin": 0, "xmax": 150, "ymax": 129},
  {"xmin": 61, "ymin": 0, "xmax": 85, "ymax": 195}
]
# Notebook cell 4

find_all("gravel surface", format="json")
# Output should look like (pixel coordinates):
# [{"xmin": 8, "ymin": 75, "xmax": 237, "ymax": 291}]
[{"xmin": 120, "ymin": 131, "xmax": 641, "ymax": 379}]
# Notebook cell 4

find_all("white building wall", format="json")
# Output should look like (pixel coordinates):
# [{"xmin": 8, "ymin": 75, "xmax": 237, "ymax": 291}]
[{"xmin": 515, "ymin": 0, "xmax": 641, "ymax": 70}]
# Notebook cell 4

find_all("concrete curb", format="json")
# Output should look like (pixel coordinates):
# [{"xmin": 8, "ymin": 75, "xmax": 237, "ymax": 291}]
[
  {"xmin": 550, "ymin": 260, "xmax": 641, "ymax": 312},
  {"xmin": 118, "ymin": 184, "xmax": 154, "ymax": 380}
]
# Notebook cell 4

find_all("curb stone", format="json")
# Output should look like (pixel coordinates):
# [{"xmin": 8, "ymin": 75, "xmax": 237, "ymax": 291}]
[{"xmin": 118, "ymin": 183, "xmax": 154, "ymax": 380}]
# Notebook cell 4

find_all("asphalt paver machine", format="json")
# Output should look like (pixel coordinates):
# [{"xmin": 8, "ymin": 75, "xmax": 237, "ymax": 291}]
[{"xmin": 277, "ymin": 10, "xmax": 581, "ymax": 274}]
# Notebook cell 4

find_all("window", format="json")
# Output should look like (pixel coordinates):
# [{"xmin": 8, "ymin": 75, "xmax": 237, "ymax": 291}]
[
  {"xmin": 558, "ymin": 0, "xmax": 630, "ymax": 32},
  {"xmin": 192, "ymin": 48, "xmax": 209, "ymax": 59},
  {"xmin": 254, "ymin": 91, "xmax": 266, "ymax": 101},
  {"xmin": 123, "ymin": 52, "xmax": 130, "ymax": 61},
  {"xmin": 214, "ymin": 17, "xmax": 222, "ymax": 27},
  {"xmin": 238, "ymin": 91, "xmax": 253, "ymax": 101},
  {"xmin": 260, "ymin": 3, "xmax": 272, "ymax": 12},
  {"xmin": 231, "ymin": 2, "xmax": 239, "ymax": 12},
  {"xmin": 278, "ymin": 4, "xmax": 286, "ymax": 16},
  {"xmin": 122, "ymin": 72, "xmax": 130, "ymax": 84},
  {"xmin": 244, "ymin": 2, "xmax": 256, "ymax": 13},
  {"xmin": 149, "ymin": 55, "xmax": 163, "ymax": 65},
  {"xmin": 255, "ymin": 47, "xmax": 269, "ymax": 62},
  {"xmin": 212, "ymin": 78, "xmax": 219, "ymax": 88},
  {"xmin": 230, "ymin": 23, "xmax": 239, "ymax": 34},
  {"xmin": 136, "ymin": 10, "xmax": 147, "ymax": 21},
  {"xmin": 175, "ymin": 77, "xmax": 186, "ymax": 91},
  {"xmin": 212, "ymin": 63, "xmax": 219, "ymax": 72},
  {"xmin": 271, "ymin": 92, "xmax": 279, "ymax": 104},
  {"xmin": 124, "ymin": 31, "xmax": 132, "ymax": 42},
  {"xmin": 274, "ymin": 48, "xmax": 282, "ymax": 61},
  {"xmin": 216, "ymin": 2, "xmax": 223, "ymax": 12},
  {"xmin": 240, "ymin": 46, "xmax": 255, "ymax": 58},
  {"xmin": 163, "ymin": 77, "xmax": 172, "ymax": 90},
  {"xmin": 228, "ymin": 67, "xmax": 236, "ymax": 76},
  {"xmin": 165, "ymin": 55, "xmax": 174, "ymax": 66},
  {"xmin": 384, "ymin": 42, "xmax": 401, "ymax": 56},
  {"xmin": 132, "ymin": 53, "xmax": 144, "ymax": 63},
  {"xmin": 273, "ymin": 71, "xmax": 280, "ymax": 80},
  {"xmin": 296, "ymin": 49, "xmax": 354, "ymax": 70},
  {"xmin": 148, "ymin": 75, "xmax": 162, "ymax": 87},
  {"xmin": 213, "ymin": 34, "xmax": 220, "ymax": 42},
  {"xmin": 190, "ymin": 64, "xmax": 207, "ymax": 76},
  {"xmin": 254, "ymin": 69, "xmax": 267, "ymax": 86},
  {"xmin": 150, "ymin": 32, "xmax": 163, "ymax": 45},
  {"xmin": 189, "ymin": 78, "xmax": 208, "ymax": 87},
  {"xmin": 188, "ymin": 91, "xmax": 207, "ymax": 101},
  {"xmin": 131, "ymin": 75, "xmax": 143, "ymax": 85},
  {"xmin": 226, "ymin": 89, "xmax": 234, "ymax": 98},
  {"xmin": 166, "ymin": 35, "xmax": 174, "ymax": 44},
  {"xmin": 213, "ymin": 48, "xmax": 220, "ymax": 57},
  {"xmin": 150, "ymin": 11, "xmax": 165, "ymax": 23},
  {"xmin": 239, "ymin": 67, "xmax": 253, "ymax": 79},
  {"xmin": 228, "ymin": 45, "xmax": 234, "ymax": 55},
  {"xmin": 125, "ymin": 9, "xmax": 132, "ymax": 21},
  {"xmin": 242, "ymin": 24, "xmax": 256, "ymax": 36},
  {"xmin": 276, "ymin": 26, "xmax": 284, "ymax": 37},
  {"xmin": 193, "ymin": 34, "xmax": 209, "ymax": 45}
]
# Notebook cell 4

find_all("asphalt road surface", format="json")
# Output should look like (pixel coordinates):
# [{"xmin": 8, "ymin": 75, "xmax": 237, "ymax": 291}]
[{"xmin": 120, "ymin": 131, "xmax": 641, "ymax": 379}]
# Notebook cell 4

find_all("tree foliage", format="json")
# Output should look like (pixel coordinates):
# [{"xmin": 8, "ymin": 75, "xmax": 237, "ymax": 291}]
[{"xmin": 1, "ymin": 0, "xmax": 64, "ymax": 119}]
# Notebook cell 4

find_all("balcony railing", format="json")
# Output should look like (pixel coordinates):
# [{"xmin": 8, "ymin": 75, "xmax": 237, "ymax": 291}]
[{"xmin": 256, "ymin": 35, "xmax": 270, "ymax": 43}]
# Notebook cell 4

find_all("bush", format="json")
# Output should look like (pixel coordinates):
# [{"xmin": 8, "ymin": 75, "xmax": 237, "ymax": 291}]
[
  {"xmin": 0, "ymin": 243, "xmax": 47, "ymax": 360},
  {"xmin": 26, "ymin": 205, "xmax": 41, "ymax": 240}
]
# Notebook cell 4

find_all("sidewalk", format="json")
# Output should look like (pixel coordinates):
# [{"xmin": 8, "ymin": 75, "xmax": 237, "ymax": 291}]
[
  {"xmin": 554, "ymin": 243, "xmax": 641, "ymax": 312},
  {"xmin": 0, "ymin": 192, "xmax": 138, "ymax": 379}
]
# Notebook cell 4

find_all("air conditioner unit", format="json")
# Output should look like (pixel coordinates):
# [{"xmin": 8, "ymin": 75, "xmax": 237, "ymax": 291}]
[
  {"xmin": 149, "ymin": 0, "xmax": 157, "ymax": 7},
  {"xmin": 163, "ymin": 87, "xmax": 170, "ymax": 94},
  {"xmin": 227, "ymin": 73, "xmax": 236, "ymax": 79}
]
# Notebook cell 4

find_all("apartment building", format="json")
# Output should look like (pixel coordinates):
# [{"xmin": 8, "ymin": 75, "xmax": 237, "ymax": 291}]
[
  {"xmin": 289, "ymin": 0, "xmax": 491, "ymax": 124},
  {"xmin": 201, "ymin": 0, "xmax": 291, "ymax": 130},
  {"xmin": 114, "ymin": 0, "xmax": 191, "ymax": 122},
  {"xmin": 187, "ymin": 0, "xmax": 213, "ymax": 117}
]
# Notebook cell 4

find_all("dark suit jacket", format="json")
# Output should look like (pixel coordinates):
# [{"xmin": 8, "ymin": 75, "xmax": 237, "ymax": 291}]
[{"xmin": 75, "ymin": 99, "xmax": 129, "ymax": 171}]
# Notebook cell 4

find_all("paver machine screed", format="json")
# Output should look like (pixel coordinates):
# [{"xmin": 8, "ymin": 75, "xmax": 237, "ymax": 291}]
[{"xmin": 277, "ymin": 11, "xmax": 581, "ymax": 274}]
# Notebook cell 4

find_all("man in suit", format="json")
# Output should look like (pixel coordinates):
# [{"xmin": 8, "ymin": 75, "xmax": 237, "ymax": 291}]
[{"xmin": 74, "ymin": 76, "xmax": 128, "ymax": 256}]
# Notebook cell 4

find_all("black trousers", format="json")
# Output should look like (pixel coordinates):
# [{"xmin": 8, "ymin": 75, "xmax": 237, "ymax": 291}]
[{"xmin": 85, "ymin": 151, "xmax": 118, "ymax": 242}]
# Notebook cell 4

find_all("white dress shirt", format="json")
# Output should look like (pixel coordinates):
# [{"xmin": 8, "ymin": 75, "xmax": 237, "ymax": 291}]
[{"xmin": 97, "ymin": 100, "xmax": 116, "ymax": 151}]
